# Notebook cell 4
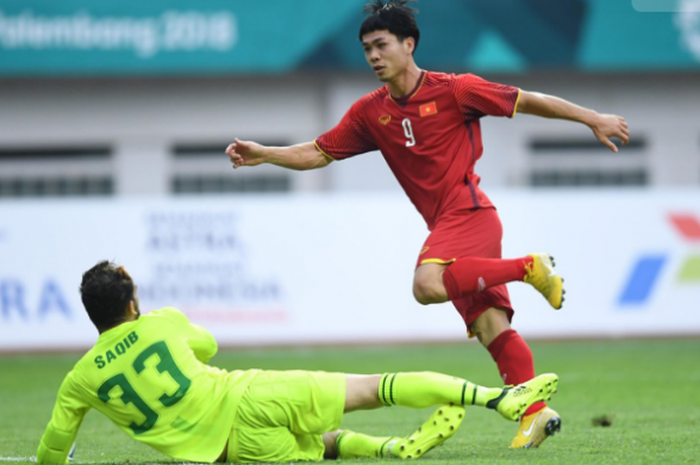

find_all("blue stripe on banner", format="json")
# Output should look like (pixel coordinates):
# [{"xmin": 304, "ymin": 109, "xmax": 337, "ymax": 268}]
[{"xmin": 618, "ymin": 255, "xmax": 667, "ymax": 306}]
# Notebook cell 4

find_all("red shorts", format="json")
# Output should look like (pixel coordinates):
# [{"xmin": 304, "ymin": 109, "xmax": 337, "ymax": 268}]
[{"xmin": 416, "ymin": 207, "xmax": 513, "ymax": 334}]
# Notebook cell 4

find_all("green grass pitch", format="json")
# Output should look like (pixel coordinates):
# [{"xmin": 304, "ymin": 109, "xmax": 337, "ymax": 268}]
[{"xmin": 2, "ymin": 339, "xmax": 699, "ymax": 464}]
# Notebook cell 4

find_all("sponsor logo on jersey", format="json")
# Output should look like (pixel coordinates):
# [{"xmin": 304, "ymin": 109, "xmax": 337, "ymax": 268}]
[
  {"xmin": 420, "ymin": 246, "xmax": 430, "ymax": 255},
  {"xmin": 419, "ymin": 101, "xmax": 438, "ymax": 117},
  {"xmin": 379, "ymin": 114, "xmax": 392, "ymax": 125}
]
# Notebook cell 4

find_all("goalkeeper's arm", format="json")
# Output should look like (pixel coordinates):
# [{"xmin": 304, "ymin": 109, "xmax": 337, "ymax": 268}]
[
  {"xmin": 185, "ymin": 323, "xmax": 218, "ymax": 364},
  {"xmin": 37, "ymin": 372, "xmax": 89, "ymax": 464},
  {"xmin": 157, "ymin": 307, "xmax": 218, "ymax": 363}
]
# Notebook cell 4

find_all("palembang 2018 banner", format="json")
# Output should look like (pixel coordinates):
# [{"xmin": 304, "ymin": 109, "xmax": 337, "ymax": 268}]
[{"xmin": 1, "ymin": 0, "xmax": 699, "ymax": 75}]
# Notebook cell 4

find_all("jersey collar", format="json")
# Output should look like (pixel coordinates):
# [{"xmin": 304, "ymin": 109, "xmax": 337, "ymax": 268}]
[{"xmin": 388, "ymin": 70, "xmax": 427, "ymax": 107}]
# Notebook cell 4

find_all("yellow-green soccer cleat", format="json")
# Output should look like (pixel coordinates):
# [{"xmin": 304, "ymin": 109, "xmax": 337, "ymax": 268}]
[
  {"xmin": 523, "ymin": 254, "xmax": 565, "ymax": 310},
  {"xmin": 391, "ymin": 405, "xmax": 466, "ymax": 459},
  {"xmin": 510, "ymin": 407, "xmax": 562, "ymax": 449},
  {"xmin": 486, "ymin": 373, "xmax": 559, "ymax": 422}
]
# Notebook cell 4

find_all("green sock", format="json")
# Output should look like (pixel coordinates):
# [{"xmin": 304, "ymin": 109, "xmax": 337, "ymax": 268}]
[
  {"xmin": 335, "ymin": 430, "xmax": 400, "ymax": 459},
  {"xmin": 378, "ymin": 372, "xmax": 502, "ymax": 408}
]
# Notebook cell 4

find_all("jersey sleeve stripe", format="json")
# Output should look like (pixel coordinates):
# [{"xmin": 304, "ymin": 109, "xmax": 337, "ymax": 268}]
[
  {"xmin": 419, "ymin": 258, "xmax": 457, "ymax": 266},
  {"xmin": 511, "ymin": 88, "xmax": 522, "ymax": 118},
  {"xmin": 313, "ymin": 140, "xmax": 337, "ymax": 161}
]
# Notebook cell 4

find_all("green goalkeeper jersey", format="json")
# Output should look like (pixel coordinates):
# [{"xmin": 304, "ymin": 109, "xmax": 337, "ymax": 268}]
[{"xmin": 37, "ymin": 307, "xmax": 259, "ymax": 464}]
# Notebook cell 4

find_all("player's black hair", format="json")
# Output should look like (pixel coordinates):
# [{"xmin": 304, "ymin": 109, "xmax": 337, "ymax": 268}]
[
  {"xmin": 359, "ymin": 0, "xmax": 420, "ymax": 53},
  {"xmin": 80, "ymin": 260, "xmax": 137, "ymax": 331}
]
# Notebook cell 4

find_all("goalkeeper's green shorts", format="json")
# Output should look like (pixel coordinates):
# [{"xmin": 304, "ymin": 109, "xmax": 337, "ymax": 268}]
[{"xmin": 226, "ymin": 370, "xmax": 346, "ymax": 463}]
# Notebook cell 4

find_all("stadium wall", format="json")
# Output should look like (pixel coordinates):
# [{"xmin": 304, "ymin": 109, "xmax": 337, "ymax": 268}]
[
  {"xmin": 1, "ymin": 191, "xmax": 699, "ymax": 351},
  {"xmin": 0, "ymin": 72, "xmax": 699, "ymax": 196}
]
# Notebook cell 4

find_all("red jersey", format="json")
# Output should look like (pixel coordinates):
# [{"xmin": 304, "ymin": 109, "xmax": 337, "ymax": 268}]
[{"xmin": 315, "ymin": 71, "xmax": 520, "ymax": 230}]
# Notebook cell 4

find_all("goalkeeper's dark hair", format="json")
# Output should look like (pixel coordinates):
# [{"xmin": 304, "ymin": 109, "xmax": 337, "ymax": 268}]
[
  {"xmin": 359, "ymin": 0, "xmax": 420, "ymax": 53},
  {"xmin": 80, "ymin": 260, "xmax": 135, "ymax": 331}
]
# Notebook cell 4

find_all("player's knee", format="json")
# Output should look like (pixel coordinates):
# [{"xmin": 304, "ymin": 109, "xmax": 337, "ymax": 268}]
[
  {"xmin": 413, "ymin": 265, "xmax": 450, "ymax": 305},
  {"xmin": 412, "ymin": 281, "xmax": 430, "ymax": 305},
  {"xmin": 413, "ymin": 277, "xmax": 440, "ymax": 305},
  {"xmin": 470, "ymin": 315, "xmax": 494, "ymax": 344},
  {"xmin": 471, "ymin": 308, "xmax": 511, "ymax": 347},
  {"xmin": 469, "ymin": 322, "xmax": 485, "ymax": 342}
]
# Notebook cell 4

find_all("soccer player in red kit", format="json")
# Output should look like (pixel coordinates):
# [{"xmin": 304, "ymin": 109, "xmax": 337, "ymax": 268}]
[{"xmin": 225, "ymin": 0, "xmax": 629, "ymax": 449}]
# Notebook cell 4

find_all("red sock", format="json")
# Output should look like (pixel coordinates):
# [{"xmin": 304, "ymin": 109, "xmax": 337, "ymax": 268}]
[
  {"xmin": 487, "ymin": 329, "xmax": 546, "ymax": 416},
  {"xmin": 442, "ymin": 257, "xmax": 533, "ymax": 301}
]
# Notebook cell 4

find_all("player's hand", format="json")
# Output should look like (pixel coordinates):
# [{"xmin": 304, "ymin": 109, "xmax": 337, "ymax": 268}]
[
  {"xmin": 590, "ymin": 114, "xmax": 630, "ymax": 153},
  {"xmin": 225, "ymin": 138, "xmax": 267, "ymax": 169}
]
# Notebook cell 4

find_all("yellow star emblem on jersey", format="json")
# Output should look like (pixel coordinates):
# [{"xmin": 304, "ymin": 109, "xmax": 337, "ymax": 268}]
[{"xmin": 420, "ymin": 101, "xmax": 438, "ymax": 117}]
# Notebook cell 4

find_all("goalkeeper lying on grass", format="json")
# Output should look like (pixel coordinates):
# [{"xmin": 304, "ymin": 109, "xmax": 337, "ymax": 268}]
[{"xmin": 38, "ymin": 260, "xmax": 558, "ymax": 463}]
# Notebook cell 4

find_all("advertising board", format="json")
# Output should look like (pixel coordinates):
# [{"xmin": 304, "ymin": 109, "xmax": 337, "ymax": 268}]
[{"xmin": 1, "ymin": 191, "xmax": 698, "ymax": 351}]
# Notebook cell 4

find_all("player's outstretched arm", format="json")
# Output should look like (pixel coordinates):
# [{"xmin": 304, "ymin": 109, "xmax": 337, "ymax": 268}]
[
  {"xmin": 186, "ymin": 323, "xmax": 218, "ymax": 363},
  {"xmin": 155, "ymin": 307, "xmax": 218, "ymax": 363},
  {"xmin": 225, "ymin": 139, "xmax": 331, "ymax": 171},
  {"xmin": 516, "ymin": 91, "xmax": 630, "ymax": 153},
  {"xmin": 37, "ymin": 373, "xmax": 89, "ymax": 464}
]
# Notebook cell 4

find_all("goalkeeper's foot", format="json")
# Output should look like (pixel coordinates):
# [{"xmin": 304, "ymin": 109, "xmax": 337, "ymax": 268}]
[
  {"xmin": 390, "ymin": 405, "xmax": 465, "ymax": 459},
  {"xmin": 510, "ymin": 407, "xmax": 562, "ymax": 449},
  {"xmin": 486, "ymin": 373, "xmax": 559, "ymax": 422},
  {"xmin": 523, "ymin": 254, "xmax": 565, "ymax": 309}
]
